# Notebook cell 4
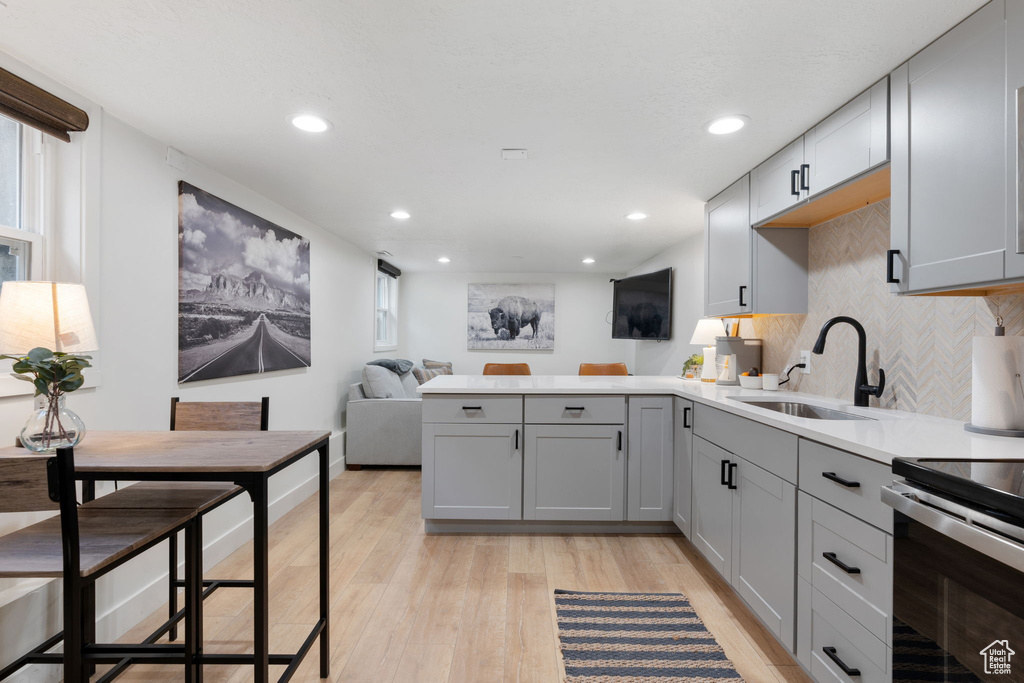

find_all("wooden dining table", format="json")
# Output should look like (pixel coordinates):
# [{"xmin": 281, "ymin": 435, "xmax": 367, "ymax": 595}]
[{"xmin": 0, "ymin": 430, "xmax": 332, "ymax": 683}]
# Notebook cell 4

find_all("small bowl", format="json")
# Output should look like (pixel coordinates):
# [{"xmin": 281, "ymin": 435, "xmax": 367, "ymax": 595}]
[{"xmin": 738, "ymin": 375, "xmax": 763, "ymax": 389}]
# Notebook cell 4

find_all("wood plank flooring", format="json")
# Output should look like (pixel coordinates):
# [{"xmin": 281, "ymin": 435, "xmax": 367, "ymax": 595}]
[{"xmin": 109, "ymin": 467, "xmax": 811, "ymax": 683}]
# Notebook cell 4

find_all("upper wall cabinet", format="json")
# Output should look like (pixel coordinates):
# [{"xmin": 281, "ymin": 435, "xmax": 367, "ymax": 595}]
[
  {"xmin": 890, "ymin": 0, "xmax": 1024, "ymax": 294},
  {"xmin": 750, "ymin": 78, "xmax": 889, "ymax": 228},
  {"xmin": 705, "ymin": 175, "xmax": 809, "ymax": 318}
]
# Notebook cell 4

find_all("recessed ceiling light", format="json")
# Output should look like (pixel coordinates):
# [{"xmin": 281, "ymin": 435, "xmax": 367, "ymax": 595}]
[
  {"xmin": 437, "ymin": 256, "xmax": 451, "ymax": 264},
  {"xmin": 706, "ymin": 115, "xmax": 749, "ymax": 135},
  {"xmin": 289, "ymin": 114, "xmax": 332, "ymax": 133},
  {"xmin": 389, "ymin": 210, "xmax": 411, "ymax": 220},
  {"xmin": 582, "ymin": 258, "xmax": 596, "ymax": 264},
  {"xmin": 626, "ymin": 212, "xmax": 648, "ymax": 220}
]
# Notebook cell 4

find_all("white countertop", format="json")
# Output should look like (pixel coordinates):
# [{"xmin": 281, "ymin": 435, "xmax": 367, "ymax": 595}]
[{"xmin": 418, "ymin": 374, "xmax": 1024, "ymax": 466}]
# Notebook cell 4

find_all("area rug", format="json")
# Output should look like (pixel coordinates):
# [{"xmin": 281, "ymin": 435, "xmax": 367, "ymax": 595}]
[{"xmin": 554, "ymin": 590, "xmax": 743, "ymax": 682}]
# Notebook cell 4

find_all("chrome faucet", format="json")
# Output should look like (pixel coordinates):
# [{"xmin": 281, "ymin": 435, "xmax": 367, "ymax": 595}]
[{"xmin": 812, "ymin": 316, "xmax": 885, "ymax": 408}]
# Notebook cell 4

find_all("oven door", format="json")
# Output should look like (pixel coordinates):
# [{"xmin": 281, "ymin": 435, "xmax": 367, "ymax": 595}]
[{"xmin": 883, "ymin": 485, "xmax": 1024, "ymax": 682}]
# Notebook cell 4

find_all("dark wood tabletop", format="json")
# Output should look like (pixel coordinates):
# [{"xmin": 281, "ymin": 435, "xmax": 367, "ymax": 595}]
[{"xmin": 0, "ymin": 430, "xmax": 331, "ymax": 474}]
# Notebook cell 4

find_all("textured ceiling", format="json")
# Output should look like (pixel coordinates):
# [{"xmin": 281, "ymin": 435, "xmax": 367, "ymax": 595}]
[{"xmin": 0, "ymin": 0, "xmax": 984, "ymax": 272}]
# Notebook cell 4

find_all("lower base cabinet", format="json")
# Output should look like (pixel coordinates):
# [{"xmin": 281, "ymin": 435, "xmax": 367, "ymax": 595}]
[
  {"xmin": 524, "ymin": 424, "xmax": 625, "ymax": 520},
  {"xmin": 673, "ymin": 398, "xmax": 694, "ymax": 536},
  {"xmin": 422, "ymin": 423, "xmax": 522, "ymax": 520},
  {"xmin": 692, "ymin": 437, "xmax": 735, "ymax": 577}
]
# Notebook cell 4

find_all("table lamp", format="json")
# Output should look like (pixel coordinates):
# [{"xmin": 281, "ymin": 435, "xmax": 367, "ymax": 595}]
[
  {"xmin": 690, "ymin": 318, "xmax": 724, "ymax": 383},
  {"xmin": 0, "ymin": 282, "xmax": 98, "ymax": 451}
]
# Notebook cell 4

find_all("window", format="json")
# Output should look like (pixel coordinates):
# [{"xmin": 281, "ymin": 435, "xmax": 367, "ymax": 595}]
[
  {"xmin": 375, "ymin": 270, "xmax": 398, "ymax": 350},
  {"xmin": 0, "ymin": 113, "xmax": 42, "ymax": 288}
]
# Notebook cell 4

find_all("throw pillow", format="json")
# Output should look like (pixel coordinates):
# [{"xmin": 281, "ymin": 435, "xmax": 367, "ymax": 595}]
[
  {"xmin": 412, "ymin": 366, "xmax": 453, "ymax": 385},
  {"xmin": 422, "ymin": 358, "xmax": 453, "ymax": 372},
  {"xmin": 369, "ymin": 358, "xmax": 414, "ymax": 374},
  {"xmin": 398, "ymin": 371, "xmax": 420, "ymax": 398},
  {"xmin": 362, "ymin": 364, "xmax": 406, "ymax": 398}
]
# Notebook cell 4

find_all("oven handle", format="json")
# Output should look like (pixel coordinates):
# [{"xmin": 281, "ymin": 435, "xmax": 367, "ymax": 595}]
[{"xmin": 881, "ymin": 485, "xmax": 1024, "ymax": 569}]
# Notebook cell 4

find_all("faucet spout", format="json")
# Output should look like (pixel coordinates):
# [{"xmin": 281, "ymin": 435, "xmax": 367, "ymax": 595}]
[{"xmin": 811, "ymin": 316, "xmax": 884, "ymax": 407}]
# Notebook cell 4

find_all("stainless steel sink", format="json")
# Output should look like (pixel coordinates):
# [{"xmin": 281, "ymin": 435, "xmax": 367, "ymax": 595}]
[{"xmin": 732, "ymin": 400, "xmax": 876, "ymax": 421}]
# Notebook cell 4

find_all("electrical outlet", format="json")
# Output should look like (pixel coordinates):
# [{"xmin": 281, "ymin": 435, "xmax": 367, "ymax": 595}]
[{"xmin": 799, "ymin": 350, "xmax": 812, "ymax": 375}]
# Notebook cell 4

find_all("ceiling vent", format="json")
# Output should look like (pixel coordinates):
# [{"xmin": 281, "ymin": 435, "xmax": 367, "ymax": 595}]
[{"xmin": 501, "ymin": 149, "xmax": 528, "ymax": 160}]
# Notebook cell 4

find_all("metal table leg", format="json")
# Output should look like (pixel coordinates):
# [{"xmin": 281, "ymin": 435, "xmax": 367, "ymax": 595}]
[
  {"xmin": 251, "ymin": 477, "xmax": 270, "ymax": 683},
  {"xmin": 319, "ymin": 443, "xmax": 330, "ymax": 678}
]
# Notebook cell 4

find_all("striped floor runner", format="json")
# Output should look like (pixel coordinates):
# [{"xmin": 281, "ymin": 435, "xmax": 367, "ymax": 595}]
[{"xmin": 554, "ymin": 590, "xmax": 743, "ymax": 682}]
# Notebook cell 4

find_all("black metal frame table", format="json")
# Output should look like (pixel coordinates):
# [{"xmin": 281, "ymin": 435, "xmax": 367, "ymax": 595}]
[{"xmin": 70, "ymin": 430, "xmax": 332, "ymax": 683}]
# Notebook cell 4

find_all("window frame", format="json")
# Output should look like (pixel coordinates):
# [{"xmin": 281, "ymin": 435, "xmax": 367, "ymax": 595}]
[{"xmin": 374, "ymin": 269, "xmax": 398, "ymax": 352}]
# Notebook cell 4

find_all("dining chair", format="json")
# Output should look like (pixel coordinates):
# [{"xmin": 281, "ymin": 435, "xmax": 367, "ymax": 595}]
[
  {"xmin": 0, "ymin": 447, "xmax": 201, "ymax": 682},
  {"xmin": 482, "ymin": 362, "xmax": 532, "ymax": 375},
  {"xmin": 94, "ymin": 397, "xmax": 268, "ymax": 643},
  {"xmin": 579, "ymin": 362, "xmax": 629, "ymax": 376}
]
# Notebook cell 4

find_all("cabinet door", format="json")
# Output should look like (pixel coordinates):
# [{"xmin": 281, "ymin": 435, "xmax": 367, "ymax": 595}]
[
  {"xmin": 524, "ymin": 424, "xmax": 625, "ymax": 521},
  {"xmin": 673, "ymin": 399, "xmax": 694, "ymax": 536},
  {"xmin": 731, "ymin": 455, "xmax": 797, "ymax": 650},
  {"xmin": 803, "ymin": 78, "xmax": 888, "ymax": 198},
  {"xmin": 891, "ymin": 0, "xmax": 1008, "ymax": 292},
  {"xmin": 690, "ymin": 437, "xmax": 734, "ymax": 578},
  {"xmin": 422, "ymin": 423, "xmax": 522, "ymax": 520},
  {"xmin": 627, "ymin": 396, "xmax": 674, "ymax": 521},
  {"xmin": 705, "ymin": 175, "xmax": 752, "ymax": 317},
  {"xmin": 750, "ymin": 138, "xmax": 804, "ymax": 223}
]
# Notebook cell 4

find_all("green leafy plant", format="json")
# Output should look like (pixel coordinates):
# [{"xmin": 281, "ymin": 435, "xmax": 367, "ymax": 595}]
[
  {"xmin": 1, "ymin": 347, "xmax": 92, "ymax": 445},
  {"xmin": 682, "ymin": 353, "xmax": 704, "ymax": 375}
]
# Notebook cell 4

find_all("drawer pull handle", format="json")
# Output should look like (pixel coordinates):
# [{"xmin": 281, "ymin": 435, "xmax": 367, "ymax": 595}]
[
  {"xmin": 721, "ymin": 459, "xmax": 730, "ymax": 487},
  {"xmin": 822, "ymin": 647, "xmax": 861, "ymax": 677},
  {"xmin": 617, "ymin": 431, "xmax": 623, "ymax": 452},
  {"xmin": 462, "ymin": 406, "xmax": 483, "ymax": 411},
  {"xmin": 565, "ymin": 406, "xmax": 586, "ymax": 411},
  {"xmin": 822, "ymin": 471, "xmax": 860, "ymax": 488},
  {"xmin": 822, "ymin": 552, "xmax": 861, "ymax": 574},
  {"xmin": 683, "ymin": 406, "xmax": 692, "ymax": 429},
  {"xmin": 727, "ymin": 462, "xmax": 738, "ymax": 490},
  {"xmin": 514, "ymin": 429, "xmax": 519, "ymax": 451}
]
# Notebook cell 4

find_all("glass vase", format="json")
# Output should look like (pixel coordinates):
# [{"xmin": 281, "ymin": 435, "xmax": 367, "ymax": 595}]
[{"xmin": 20, "ymin": 393, "xmax": 86, "ymax": 453}]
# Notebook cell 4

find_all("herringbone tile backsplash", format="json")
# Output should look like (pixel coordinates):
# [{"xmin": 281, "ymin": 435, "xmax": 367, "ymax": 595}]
[{"xmin": 740, "ymin": 199, "xmax": 1024, "ymax": 422}]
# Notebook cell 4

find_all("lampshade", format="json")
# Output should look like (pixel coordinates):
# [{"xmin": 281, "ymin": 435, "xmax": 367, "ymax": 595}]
[
  {"xmin": 0, "ymin": 281, "xmax": 98, "ymax": 354},
  {"xmin": 689, "ymin": 318, "xmax": 725, "ymax": 346}
]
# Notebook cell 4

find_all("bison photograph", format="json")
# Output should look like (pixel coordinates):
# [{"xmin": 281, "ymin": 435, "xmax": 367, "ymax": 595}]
[{"xmin": 468, "ymin": 283, "xmax": 555, "ymax": 350}]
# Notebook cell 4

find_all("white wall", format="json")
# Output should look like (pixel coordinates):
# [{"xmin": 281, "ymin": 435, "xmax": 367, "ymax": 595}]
[
  {"xmin": 399, "ymin": 271, "xmax": 634, "ymax": 375},
  {"xmin": 0, "ymin": 55, "xmax": 374, "ymax": 680},
  {"xmin": 627, "ymin": 232, "xmax": 706, "ymax": 376}
]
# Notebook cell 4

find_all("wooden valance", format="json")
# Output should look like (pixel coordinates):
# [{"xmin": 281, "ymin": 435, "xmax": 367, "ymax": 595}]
[{"xmin": 0, "ymin": 67, "xmax": 89, "ymax": 142}]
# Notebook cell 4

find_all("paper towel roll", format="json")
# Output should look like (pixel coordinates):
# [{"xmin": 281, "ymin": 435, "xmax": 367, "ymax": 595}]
[{"xmin": 972, "ymin": 336, "xmax": 1024, "ymax": 430}]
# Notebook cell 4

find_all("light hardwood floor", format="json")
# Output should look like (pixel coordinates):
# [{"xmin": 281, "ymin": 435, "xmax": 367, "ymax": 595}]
[{"xmin": 110, "ymin": 467, "xmax": 811, "ymax": 683}]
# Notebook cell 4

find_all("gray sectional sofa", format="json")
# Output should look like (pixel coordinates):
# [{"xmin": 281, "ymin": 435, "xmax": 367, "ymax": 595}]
[{"xmin": 345, "ymin": 364, "xmax": 423, "ymax": 466}]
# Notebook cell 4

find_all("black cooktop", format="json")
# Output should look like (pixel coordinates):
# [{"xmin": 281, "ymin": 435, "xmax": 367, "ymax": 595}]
[{"xmin": 892, "ymin": 458, "xmax": 1024, "ymax": 525}]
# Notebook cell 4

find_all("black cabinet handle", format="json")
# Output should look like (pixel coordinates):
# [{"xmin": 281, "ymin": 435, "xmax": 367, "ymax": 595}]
[
  {"xmin": 738, "ymin": 285, "xmax": 747, "ymax": 308},
  {"xmin": 514, "ymin": 429, "xmax": 519, "ymax": 450},
  {"xmin": 799, "ymin": 163, "xmax": 810, "ymax": 192},
  {"xmin": 727, "ymin": 462, "xmax": 738, "ymax": 490},
  {"xmin": 822, "ymin": 647, "xmax": 861, "ymax": 677},
  {"xmin": 822, "ymin": 552, "xmax": 861, "ymax": 575},
  {"xmin": 462, "ymin": 406, "xmax": 482, "ymax": 411},
  {"xmin": 886, "ymin": 249, "xmax": 900, "ymax": 284},
  {"xmin": 683, "ymin": 406, "xmax": 692, "ymax": 430},
  {"xmin": 721, "ymin": 459, "xmax": 730, "ymax": 487},
  {"xmin": 617, "ymin": 431, "xmax": 623, "ymax": 451},
  {"xmin": 790, "ymin": 169, "xmax": 800, "ymax": 197},
  {"xmin": 822, "ymin": 471, "xmax": 860, "ymax": 488},
  {"xmin": 565, "ymin": 406, "xmax": 586, "ymax": 412}
]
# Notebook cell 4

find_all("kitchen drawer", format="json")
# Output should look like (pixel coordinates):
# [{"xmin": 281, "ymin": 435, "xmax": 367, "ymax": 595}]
[
  {"xmin": 693, "ymin": 404, "xmax": 798, "ymax": 483},
  {"xmin": 799, "ymin": 440, "xmax": 893, "ymax": 532},
  {"xmin": 809, "ymin": 589, "xmax": 891, "ymax": 683},
  {"xmin": 524, "ymin": 395, "xmax": 625, "ymax": 425},
  {"xmin": 422, "ymin": 395, "xmax": 523, "ymax": 424},
  {"xmin": 801, "ymin": 494, "xmax": 892, "ymax": 645}
]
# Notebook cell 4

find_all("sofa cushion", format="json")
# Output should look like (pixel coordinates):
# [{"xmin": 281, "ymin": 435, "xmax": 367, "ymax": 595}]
[
  {"xmin": 412, "ymin": 366, "xmax": 453, "ymax": 385},
  {"xmin": 399, "ymin": 371, "xmax": 420, "ymax": 397},
  {"xmin": 422, "ymin": 358, "xmax": 453, "ymax": 372},
  {"xmin": 368, "ymin": 358, "xmax": 414, "ymax": 374},
  {"xmin": 362, "ymin": 364, "xmax": 406, "ymax": 398}
]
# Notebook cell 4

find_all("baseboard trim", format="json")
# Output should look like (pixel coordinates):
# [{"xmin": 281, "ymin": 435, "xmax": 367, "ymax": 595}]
[{"xmin": 425, "ymin": 519, "xmax": 681, "ymax": 534}]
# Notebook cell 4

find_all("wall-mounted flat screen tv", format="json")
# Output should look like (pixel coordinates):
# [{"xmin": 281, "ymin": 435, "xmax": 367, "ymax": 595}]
[{"xmin": 611, "ymin": 267, "xmax": 672, "ymax": 340}]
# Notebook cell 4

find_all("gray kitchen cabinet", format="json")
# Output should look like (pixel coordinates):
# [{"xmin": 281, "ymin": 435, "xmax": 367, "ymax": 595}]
[
  {"xmin": 691, "ymin": 436, "xmax": 735, "ymax": 578},
  {"xmin": 672, "ymin": 398, "xmax": 694, "ymax": 536},
  {"xmin": 890, "ymin": 0, "xmax": 1012, "ymax": 293},
  {"xmin": 705, "ymin": 176, "xmax": 808, "ymax": 317},
  {"xmin": 627, "ymin": 396, "xmax": 674, "ymax": 521},
  {"xmin": 421, "ymin": 422, "xmax": 522, "ymax": 520},
  {"xmin": 803, "ymin": 78, "xmax": 889, "ymax": 198},
  {"xmin": 523, "ymin": 424, "xmax": 625, "ymax": 521},
  {"xmin": 705, "ymin": 175, "xmax": 752, "ymax": 316},
  {"xmin": 750, "ymin": 138, "xmax": 806, "ymax": 223},
  {"xmin": 731, "ymin": 457, "xmax": 797, "ymax": 650}
]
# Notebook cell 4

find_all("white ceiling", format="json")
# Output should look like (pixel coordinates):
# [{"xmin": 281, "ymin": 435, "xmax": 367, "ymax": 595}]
[{"xmin": 0, "ymin": 0, "xmax": 984, "ymax": 273}]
